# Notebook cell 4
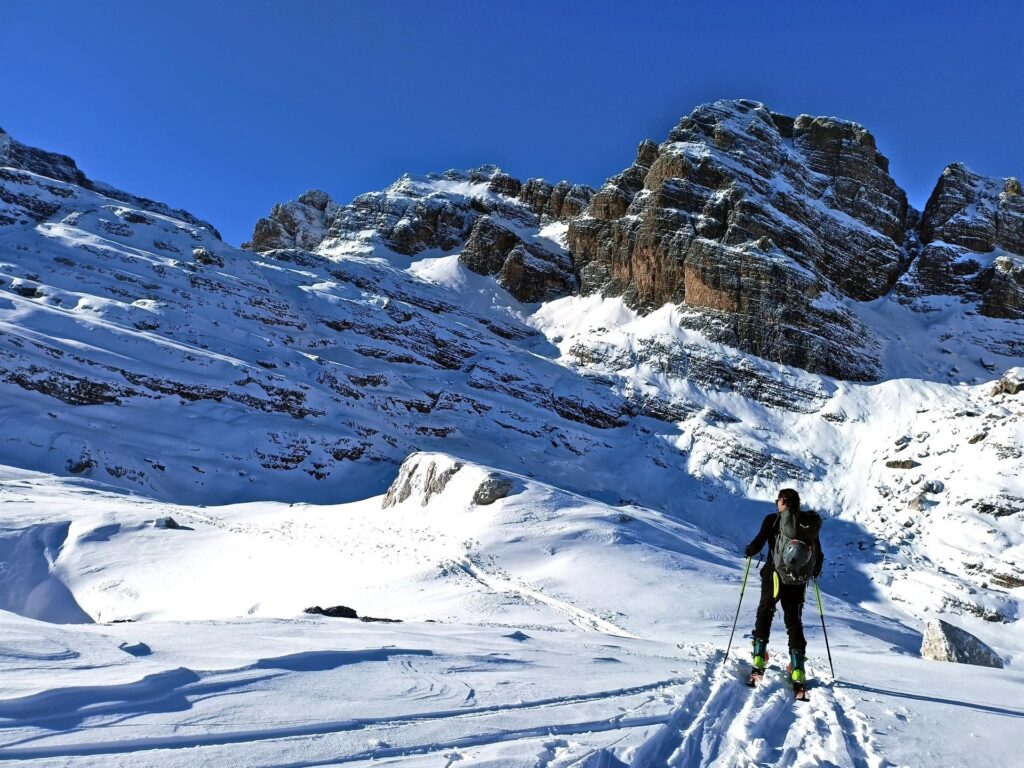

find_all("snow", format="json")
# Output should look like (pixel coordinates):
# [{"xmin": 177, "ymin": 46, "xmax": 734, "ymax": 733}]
[{"xmin": 0, "ymin": 457, "xmax": 1022, "ymax": 766}]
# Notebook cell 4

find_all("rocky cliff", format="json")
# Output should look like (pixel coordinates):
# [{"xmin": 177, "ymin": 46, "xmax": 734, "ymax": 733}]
[
  {"xmin": 898, "ymin": 162, "xmax": 1024, "ymax": 319},
  {"xmin": 248, "ymin": 100, "xmax": 1024, "ymax": 381},
  {"xmin": 245, "ymin": 166, "xmax": 592, "ymax": 304}
]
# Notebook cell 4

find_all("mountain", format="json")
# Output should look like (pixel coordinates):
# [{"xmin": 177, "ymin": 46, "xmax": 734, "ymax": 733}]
[{"xmin": 0, "ymin": 101, "xmax": 1022, "ymax": 764}]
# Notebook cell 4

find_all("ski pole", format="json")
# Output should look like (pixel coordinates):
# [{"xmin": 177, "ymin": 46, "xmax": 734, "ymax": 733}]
[
  {"xmin": 813, "ymin": 578, "xmax": 835, "ymax": 679},
  {"xmin": 723, "ymin": 556, "xmax": 752, "ymax": 666}
]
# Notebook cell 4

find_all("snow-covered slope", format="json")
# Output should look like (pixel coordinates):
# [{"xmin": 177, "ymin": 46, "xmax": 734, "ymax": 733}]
[{"xmin": 0, "ymin": 455, "xmax": 1021, "ymax": 766}]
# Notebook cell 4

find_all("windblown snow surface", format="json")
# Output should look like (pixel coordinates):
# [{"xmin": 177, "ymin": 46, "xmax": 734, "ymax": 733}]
[{"xmin": 0, "ymin": 152, "xmax": 1022, "ymax": 767}]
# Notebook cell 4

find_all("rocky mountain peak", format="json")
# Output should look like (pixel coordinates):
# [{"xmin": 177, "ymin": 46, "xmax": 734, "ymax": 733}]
[
  {"xmin": 0, "ymin": 127, "xmax": 221, "ymax": 237},
  {"xmin": 898, "ymin": 162, "xmax": 1024, "ymax": 319},
  {"xmin": 568, "ymin": 98, "xmax": 915, "ymax": 379}
]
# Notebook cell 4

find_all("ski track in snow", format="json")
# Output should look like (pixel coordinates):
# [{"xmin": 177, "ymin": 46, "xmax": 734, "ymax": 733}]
[
  {"xmin": 457, "ymin": 558, "xmax": 638, "ymax": 639},
  {"xmin": 0, "ymin": 663, "xmax": 691, "ymax": 763},
  {"xmin": 618, "ymin": 656, "xmax": 887, "ymax": 768}
]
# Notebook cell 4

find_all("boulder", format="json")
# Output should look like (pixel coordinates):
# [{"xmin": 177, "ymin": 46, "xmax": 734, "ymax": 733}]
[
  {"xmin": 154, "ymin": 516, "xmax": 182, "ymax": 529},
  {"xmin": 304, "ymin": 605, "xmax": 358, "ymax": 619},
  {"xmin": 473, "ymin": 476, "xmax": 514, "ymax": 505},
  {"xmin": 920, "ymin": 618, "xmax": 1003, "ymax": 668},
  {"xmin": 991, "ymin": 367, "xmax": 1024, "ymax": 396}
]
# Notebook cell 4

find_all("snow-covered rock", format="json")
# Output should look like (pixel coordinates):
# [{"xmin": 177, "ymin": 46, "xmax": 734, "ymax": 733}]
[
  {"xmin": 921, "ymin": 617, "xmax": 1004, "ymax": 668},
  {"xmin": 991, "ymin": 367, "xmax": 1024, "ymax": 396}
]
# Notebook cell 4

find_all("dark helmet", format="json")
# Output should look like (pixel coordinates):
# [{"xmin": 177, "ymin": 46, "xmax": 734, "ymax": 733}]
[{"xmin": 781, "ymin": 538, "xmax": 813, "ymax": 575}]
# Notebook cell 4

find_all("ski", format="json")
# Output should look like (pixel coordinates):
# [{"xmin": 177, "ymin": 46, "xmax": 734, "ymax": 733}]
[
  {"xmin": 746, "ymin": 667, "xmax": 765, "ymax": 687},
  {"xmin": 786, "ymin": 663, "xmax": 810, "ymax": 701}
]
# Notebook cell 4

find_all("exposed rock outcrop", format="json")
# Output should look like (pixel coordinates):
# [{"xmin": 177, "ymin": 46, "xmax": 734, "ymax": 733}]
[
  {"xmin": 472, "ymin": 475, "xmax": 514, "ymax": 505},
  {"xmin": 0, "ymin": 127, "xmax": 220, "ymax": 237},
  {"xmin": 902, "ymin": 164, "xmax": 1024, "ymax": 319},
  {"xmin": 568, "ymin": 99, "xmax": 910, "ymax": 380},
  {"xmin": 382, "ymin": 454, "xmax": 464, "ymax": 508},
  {"xmin": 920, "ymin": 617, "xmax": 1003, "ymax": 668},
  {"xmin": 459, "ymin": 215, "xmax": 578, "ymax": 302},
  {"xmin": 991, "ymin": 367, "xmax": 1024, "ymax": 396},
  {"xmin": 517, "ymin": 179, "xmax": 595, "ymax": 222}
]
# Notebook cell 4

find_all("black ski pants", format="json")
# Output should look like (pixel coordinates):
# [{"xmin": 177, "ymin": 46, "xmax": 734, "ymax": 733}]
[{"xmin": 753, "ymin": 566, "xmax": 806, "ymax": 653}]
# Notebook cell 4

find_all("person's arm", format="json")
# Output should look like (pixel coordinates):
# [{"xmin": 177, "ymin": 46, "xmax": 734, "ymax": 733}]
[
  {"xmin": 813, "ymin": 536, "xmax": 824, "ymax": 577},
  {"xmin": 744, "ymin": 515, "xmax": 773, "ymax": 557}
]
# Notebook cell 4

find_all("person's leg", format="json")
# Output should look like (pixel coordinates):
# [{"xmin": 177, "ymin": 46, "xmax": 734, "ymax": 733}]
[
  {"xmin": 751, "ymin": 570, "xmax": 777, "ymax": 668},
  {"xmin": 781, "ymin": 583, "xmax": 807, "ymax": 681},
  {"xmin": 781, "ymin": 582, "xmax": 807, "ymax": 652}
]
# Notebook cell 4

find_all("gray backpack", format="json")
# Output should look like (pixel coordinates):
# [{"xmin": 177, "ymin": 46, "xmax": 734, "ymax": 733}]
[{"xmin": 772, "ymin": 507, "xmax": 822, "ymax": 585}]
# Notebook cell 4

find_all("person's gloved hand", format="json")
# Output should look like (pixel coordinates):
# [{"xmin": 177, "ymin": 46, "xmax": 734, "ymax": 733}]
[
  {"xmin": 744, "ymin": 544, "xmax": 757, "ymax": 558},
  {"xmin": 812, "ymin": 565, "xmax": 822, "ymax": 578}
]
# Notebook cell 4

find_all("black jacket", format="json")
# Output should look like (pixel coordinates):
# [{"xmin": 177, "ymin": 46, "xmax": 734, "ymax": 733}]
[{"xmin": 745, "ymin": 512, "xmax": 824, "ymax": 576}]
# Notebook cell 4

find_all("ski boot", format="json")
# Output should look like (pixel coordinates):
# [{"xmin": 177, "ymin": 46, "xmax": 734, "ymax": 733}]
[
  {"xmin": 787, "ymin": 648, "xmax": 808, "ymax": 701},
  {"xmin": 747, "ymin": 637, "xmax": 768, "ymax": 686}
]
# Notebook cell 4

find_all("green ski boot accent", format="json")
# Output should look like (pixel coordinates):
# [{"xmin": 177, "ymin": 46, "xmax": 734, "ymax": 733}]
[
  {"xmin": 789, "ymin": 649, "xmax": 806, "ymax": 684},
  {"xmin": 751, "ymin": 637, "xmax": 768, "ymax": 671}
]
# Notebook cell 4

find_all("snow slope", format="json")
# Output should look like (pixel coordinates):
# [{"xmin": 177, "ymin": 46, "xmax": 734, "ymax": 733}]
[{"xmin": 0, "ymin": 457, "xmax": 1021, "ymax": 767}]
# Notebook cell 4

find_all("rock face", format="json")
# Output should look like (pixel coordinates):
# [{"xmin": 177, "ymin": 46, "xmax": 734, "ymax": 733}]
[
  {"xmin": 382, "ymin": 454, "xmax": 464, "ymax": 508},
  {"xmin": 460, "ymin": 215, "xmax": 578, "ymax": 302},
  {"xmin": 991, "ymin": 367, "xmax": 1024, "ymax": 396},
  {"xmin": 0, "ymin": 127, "xmax": 220, "ymax": 236},
  {"xmin": 902, "ymin": 163, "xmax": 1024, "ymax": 319},
  {"xmin": 568, "ymin": 100, "xmax": 911, "ymax": 380},
  {"xmin": 246, "ymin": 166, "xmax": 587, "ymax": 304},
  {"xmin": 920, "ymin": 618, "xmax": 1003, "ymax": 668}
]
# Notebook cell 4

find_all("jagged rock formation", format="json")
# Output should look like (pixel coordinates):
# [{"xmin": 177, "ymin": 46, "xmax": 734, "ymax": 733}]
[
  {"xmin": 899, "ymin": 163, "xmax": 1024, "ymax": 319},
  {"xmin": 246, "ymin": 166, "xmax": 591, "ymax": 304},
  {"xmin": 921, "ymin": 617, "xmax": 1003, "ymax": 668},
  {"xmin": 568, "ymin": 100, "xmax": 915, "ymax": 380},
  {"xmin": 245, "ymin": 101, "xmax": 1022, "ymax": 379},
  {"xmin": 0, "ymin": 127, "xmax": 220, "ymax": 236}
]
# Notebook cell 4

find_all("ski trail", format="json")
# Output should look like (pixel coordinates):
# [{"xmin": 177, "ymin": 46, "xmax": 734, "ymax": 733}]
[
  {"xmin": 623, "ymin": 659, "xmax": 892, "ymax": 768},
  {"xmin": 709, "ymin": 672, "xmax": 799, "ymax": 766},
  {"xmin": 625, "ymin": 654, "xmax": 721, "ymax": 767},
  {"xmin": 831, "ymin": 688, "xmax": 893, "ymax": 768},
  {"xmin": 665, "ymin": 663, "xmax": 753, "ymax": 767},
  {"xmin": 458, "ymin": 559, "xmax": 638, "ymax": 638},
  {"xmin": 0, "ymin": 670, "xmax": 692, "ymax": 760}
]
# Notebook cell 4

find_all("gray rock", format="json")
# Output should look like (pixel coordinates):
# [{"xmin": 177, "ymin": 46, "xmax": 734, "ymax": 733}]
[
  {"xmin": 991, "ymin": 367, "xmax": 1024, "ymax": 396},
  {"xmin": 192, "ymin": 247, "xmax": 223, "ymax": 267},
  {"xmin": 886, "ymin": 459, "xmax": 921, "ymax": 469},
  {"xmin": 904, "ymin": 163, "xmax": 1024, "ymax": 319},
  {"xmin": 154, "ymin": 516, "xmax": 182, "ymax": 529},
  {"xmin": 920, "ymin": 617, "xmax": 1003, "ymax": 668},
  {"xmin": 473, "ymin": 476, "xmax": 514, "ymax": 505},
  {"xmin": 382, "ymin": 454, "xmax": 463, "ymax": 508}
]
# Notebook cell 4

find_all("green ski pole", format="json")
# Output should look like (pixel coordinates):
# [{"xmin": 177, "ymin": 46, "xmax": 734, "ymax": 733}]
[
  {"xmin": 813, "ymin": 579, "xmax": 835, "ymax": 679},
  {"xmin": 723, "ymin": 557, "xmax": 752, "ymax": 666}
]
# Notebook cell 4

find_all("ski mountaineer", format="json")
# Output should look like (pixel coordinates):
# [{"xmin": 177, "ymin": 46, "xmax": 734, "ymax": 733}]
[{"xmin": 743, "ymin": 488, "xmax": 823, "ymax": 699}]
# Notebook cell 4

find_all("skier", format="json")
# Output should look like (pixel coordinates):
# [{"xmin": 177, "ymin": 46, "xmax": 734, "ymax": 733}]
[{"xmin": 744, "ymin": 488, "xmax": 823, "ymax": 698}]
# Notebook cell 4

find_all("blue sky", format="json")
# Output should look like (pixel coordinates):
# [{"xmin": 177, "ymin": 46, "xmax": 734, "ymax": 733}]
[{"xmin": 2, "ymin": 0, "xmax": 1022, "ymax": 245}]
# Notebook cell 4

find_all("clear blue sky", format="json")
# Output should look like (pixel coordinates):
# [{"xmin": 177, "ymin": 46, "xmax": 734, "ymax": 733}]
[{"xmin": 3, "ymin": 0, "xmax": 1022, "ymax": 245}]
